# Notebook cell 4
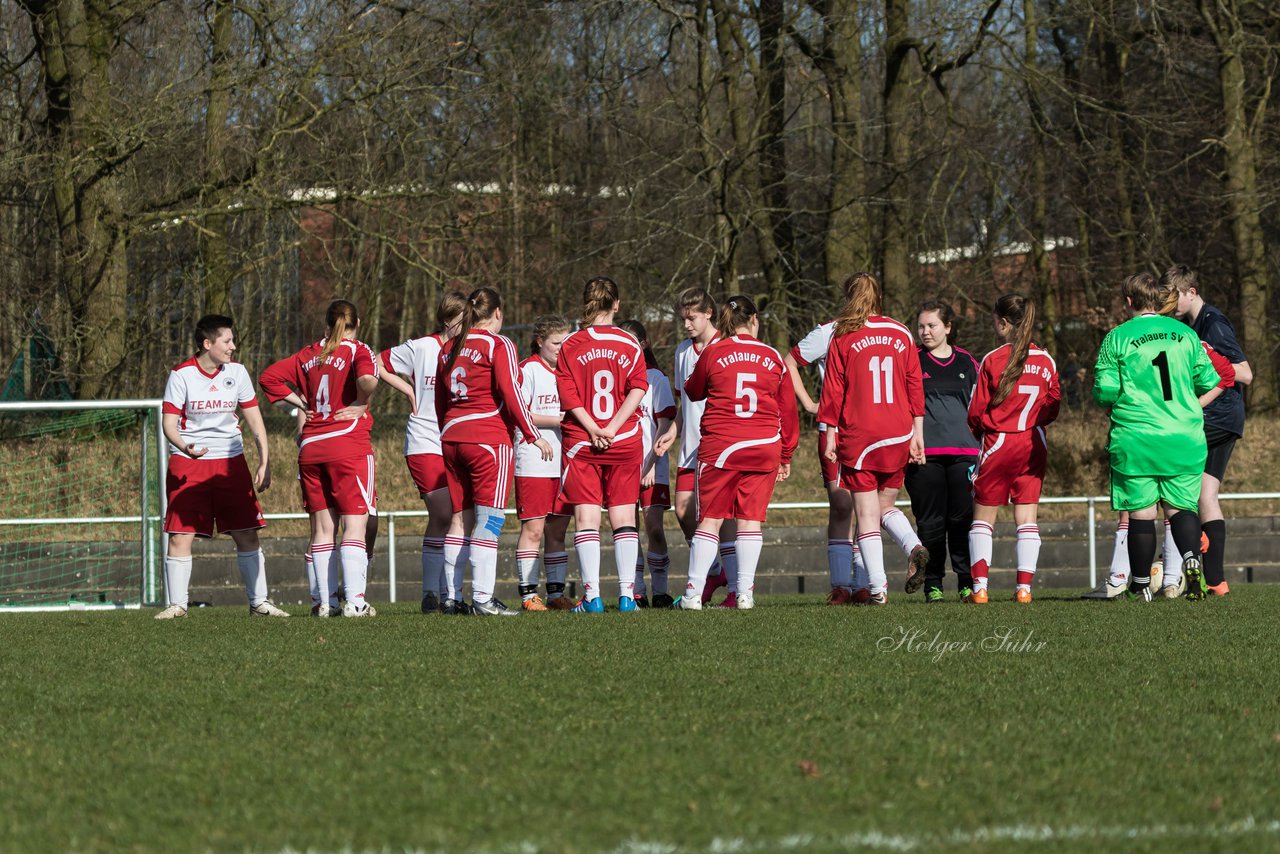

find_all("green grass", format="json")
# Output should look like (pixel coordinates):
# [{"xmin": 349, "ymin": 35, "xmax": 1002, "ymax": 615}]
[{"xmin": 2, "ymin": 590, "xmax": 1279, "ymax": 853}]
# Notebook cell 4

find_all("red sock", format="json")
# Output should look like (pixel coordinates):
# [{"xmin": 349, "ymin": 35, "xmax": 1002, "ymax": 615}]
[
  {"xmin": 971, "ymin": 559, "xmax": 989, "ymax": 581},
  {"xmin": 1016, "ymin": 570, "xmax": 1034, "ymax": 587}
]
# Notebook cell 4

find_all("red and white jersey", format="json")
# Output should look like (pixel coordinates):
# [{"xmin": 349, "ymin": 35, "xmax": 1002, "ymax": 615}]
[
  {"xmin": 556, "ymin": 324, "xmax": 648, "ymax": 457},
  {"xmin": 515, "ymin": 354, "xmax": 562, "ymax": 477},
  {"xmin": 967, "ymin": 343, "xmax": 1061, "ymax": 437},
  {"xmin": 380, "ymin": 334, "xmax": 445, "ymax": 456},
  {"xmin": 817, "ymin": 315, "xmax": 924, "ymax": 471},
  {"xmin": 789, "ymin": 320, "xmax": 836, "ymax": 433},
  {"xmin": 684, "ymin": 334, "xmax": 800, "ymax": 471},
  {"xmin": 259, "ymin": 339, "xmax": 378, "ymax": 463},
  {"xmin": 638, "ymin": 360, "xmax": 677, "ymax": 479},
  {"xmin": 673, "ymin": 335, "xmax": 721, "ymax": 469},
  {"xmin": 162, "ymin": 359, "xmax": 259, "ymax": 459},
  {"xmin": 434, "ymin": 329, "xmax": 540, "ymax": 447}
]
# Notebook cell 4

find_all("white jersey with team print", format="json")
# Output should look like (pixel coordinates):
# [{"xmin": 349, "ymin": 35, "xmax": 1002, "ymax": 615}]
[
  {"xmin": 382, "ymin": 334, "xmax": 445, "ymax": 456},
  {"xmin": 673, "ymin": 336, "xmax": 719, "ymax": 471},
  {"xmin": 789, "ymin": 320, "xmax": 836, "ymax": 432},
  {"xmin": 162, "ymin": 359, "xmax": 259, "ymax": 459},
  {"xmin": 638, "ymin": 365, "xmax": 676, "ymax": 486},
  {"xmin": 515, "ymin": 354, "xmax": 562, "ymax": 477}
]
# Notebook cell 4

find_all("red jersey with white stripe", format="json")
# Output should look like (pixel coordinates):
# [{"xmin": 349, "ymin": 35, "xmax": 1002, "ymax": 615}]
[
  {"xmin": 684, "ymin": 334, "xmax": 800, "ymax": 471},
  {"xmin": 259, "ymin": 339, "xmax": 378, "ymax": 463},
  {"xmin": 817, "ymin": 315, "xmax": 925, "ymax": 471},
  {"xmin": 674, "ymin": 335, "xmax": 721, "ymax": 469},
  {"xmin": 967, "ymin": 343, "xmax": 1061, "ymax": 437},
  {"xmin": 162, "ymin": 359, "xmax": 259, "ymax": 459},
  {"xmin": 434, "ymin": 329, "xmax": 540, "ymax": 447},
  {"xmin": 556, "ymin": 324, "xmax": 647, "ymax": 460},
  {"xmin": 380, "ymin": 334, "xmax": 445, "ymax": 456},
  {"xmin": 515, "ymin": 354, "xmax": 562, "ymax": 477}
]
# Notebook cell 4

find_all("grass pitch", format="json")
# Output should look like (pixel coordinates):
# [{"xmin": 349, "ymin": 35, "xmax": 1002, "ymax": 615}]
[{"xmin": 2, "ymin": 589, "xmax": 1278, "ymax": 853}]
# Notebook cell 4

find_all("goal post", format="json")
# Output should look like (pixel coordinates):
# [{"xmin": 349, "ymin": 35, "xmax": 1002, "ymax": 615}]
[{"xmin": 0, "ymin": 400, "xmax": 166, "ymax": 611}]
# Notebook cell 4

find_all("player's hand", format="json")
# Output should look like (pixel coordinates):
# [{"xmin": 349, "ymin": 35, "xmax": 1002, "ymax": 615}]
[
  {"xmin": 803, "ymin": 400, "xmax": 818, "ymax": 415},
  {"xmin": 332, "ymin": 404, "xmax": 368, "ymax": 421},
  {"xmin": 823, "ymin": 433, "xmax": 838, "ymax": 464},
  {"xmin": 653, "ymin": 432, "xmax": 675, "ymax": 456},
  {"xmin": 909, "ymin": 434, "xmax": 925, "ymax": 464},
  {"xmin": 255, "ymin": 463, "xmax": 271, "ymax": 493},
  {"xmin": 184, "ymin": 445, "xmax": 209, "ymax": 459},
  {"xmin": 534, "ymin": 438, "xmax": 554, "ymax": 462},
  {"xmin": 641, "ymin": 467, "xmax": 656, "ymax": 488},
  {"xmin": 777, "ymin": 463, "xmax": 791, "ymax": 482}
]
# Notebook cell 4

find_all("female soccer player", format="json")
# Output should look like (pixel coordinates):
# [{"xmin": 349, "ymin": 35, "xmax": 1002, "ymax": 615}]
[
  {"xmin": 514, "ymin": 315, "xmax": 574, "ymax": 611},
  {"xmin": 555, "ymin": 276, "xmax": 648, "ymax": 612},
  {"xmin": 677, "ymin": 296, "xmax": 799, "ymax": 610},
  {"xmin": 379, "ymin": 291, "xmax": 467, "ymax": 613},
  {"xmin": 620, "ymin": 319, "xmax": 677, "ymax": 608},
  {"xmin": 904, "ymin": 300, "xmax": 979, "ymax": 603},
  {"xmin": 157, "ymin": 314, "xmax": 287, "ymax": 620},
  {"xmin": 818, "ymin": 273, "xmax": 925, "ymax": 605},
  {"xmin": 259, "ymin": 299, "xmax": 381, "ymax": 617},
  {"xmin": 965, "ymin": 294, "xmax": 1060, "ymax": 604},
  {"xmin": 434, "ymin": 287, "xmax": 553, "ymax": 616},
  {"xmin": 1167, "ymin": 264, "xmax": 1251, "ymax": 595},
  {"xmin": 1094, "ymin": 273, "xmax": 1221, "ymax": 600},
  {"xmin": 671, "ymin": 288, "xmax": 738, "ymax": 604}
]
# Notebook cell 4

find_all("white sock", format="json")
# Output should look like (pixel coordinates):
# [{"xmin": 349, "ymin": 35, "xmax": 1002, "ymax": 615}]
[
  {"xmin": 614, "ymin": 529, "xmax": 639, "ymax": 598},
  {"xmin": 736, "ymin": 531, "xmax": 764, "ymax": 594},
  {"xmin": 312, "ymin": 543, "xmax": 335, "ymax": 608},
  {"xmin": 827, "ymin": 538, "xmax": 853, "ymax": 589},
  {"xmin": 422, "ymin": 536, "xmax": 445, "ymax": 596},
  {"xmin": 340, "ymin": 539, "xmax": 368, "ymax": 604},
  {"xmin": 857, "ymin": 532, "xmax": 886, "ymax": 594},
  {"xmin": 852, "ymin": 543, "xmax": 869, "ymax": 589},
  {"xmin": 1109, "ymin": 523, "xmax": 1129, "ymax": 586},
  {"xmin": 544, "ymin": 551, "xmax": 569, "ymax": 592},
  {"xmin": 683, "ymin": 530, "xmax": 720, "ymax": 600},
  {"xmin": 1161, "ymin": 520, "xmax": 1181, "ymax": 587},
  {"xmin": 236, "ymin": 550, "xmax": 268, "ymax": 607},
  {"xmin": 574, "ymin": 530, "xmax": 602, "ymax": 601},
  {"xmin": 305, "ymin": 552, "xmax": 318, "ymax": 609},
  {"xmin": 719, "ymin": 542, "xmax": 738, "ymax": 593},
  {"xmin": 969, "ymin": 521, "xmax": 993, "ymax": 592},
  {"xmin": 470, "ymin": 539, "xmax": 499, "ymax": 604},
  {"xmin": 648, "ymin": 551, "xmax": 670, "ymax": 595},
  {"xmin": 516, "ymin": 549, "xmax": 540, "ymax": 590},
  {"xmin": 1015, "ymin": 524, "xmax": 1040, "ymax": 590},
  {"xmin": 442, "ymin": 536, "xmax": 467, "ymax": 601},
  {"xmin": 881, "ymin": 508, "xmax": 921, "ymax": 556},
  {"xmin": 163, "ymin": 555, "xmax": 192, "ymax": 608}
]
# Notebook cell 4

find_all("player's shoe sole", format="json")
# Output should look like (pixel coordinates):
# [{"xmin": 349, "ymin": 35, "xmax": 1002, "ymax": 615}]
[
  {"xmin": 1182, "ymin": 556, "xmax": 1206, "ymax": 601},
  {"xmin": 154, "ymin": 604, "xmax": 188, "ymax": 620},
  {"xmin": 904, "ymin": 545, "xmax": 929, "ymax": 594},
  {"xmin": 249, "ymin": 600, "xmax": 289, "ymax": 617}
]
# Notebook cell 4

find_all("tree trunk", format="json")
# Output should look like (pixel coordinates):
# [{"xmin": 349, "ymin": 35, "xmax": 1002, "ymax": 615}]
[
  {"xmin": 201, "ymin": 0, "xmax": 235, "ymax": 316},
  {"xmin": 880, "ymin": 0, "xmax": 914, "ymax": 319},
  {"xmin": 1024, "ymin": 0, "xmax": 1055, "ymax": 354}
]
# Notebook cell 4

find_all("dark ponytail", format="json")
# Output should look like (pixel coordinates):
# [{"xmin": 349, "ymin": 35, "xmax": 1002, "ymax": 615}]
[
  {"xmin": 443, "ymin": 287, "xmax": 501, "ymax": 377},
  {"xmin": 717, "ymin": 294, "xmax": 758, "ymax": 336},
  {"xmin": 581, "ymin": 276, "xmax": 620, "ymax": 328},
  {"xmin": 992, "ymin": 293, "xmax": 1035, "ymax": 406}
]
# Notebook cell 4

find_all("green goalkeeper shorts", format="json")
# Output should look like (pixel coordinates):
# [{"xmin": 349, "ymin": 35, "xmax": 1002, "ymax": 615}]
[{"xmin": 1110, "ymin": 469, "xmax": 1201, "ymax": 513}]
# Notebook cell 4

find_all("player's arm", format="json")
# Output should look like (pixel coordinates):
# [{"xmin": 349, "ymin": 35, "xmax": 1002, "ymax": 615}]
[
  {"xmin": 1091, "ymin": 335, "xmax": 1120, "ymax": 408},
  {"xmin": 778, "ymin": 366, "xmax": 801, "ymax": 466},
  {"xmin": 378, "ymin": 369, "xmax": 416, "ymax": 414},
  {"xmin": 905, "ymin": 347, "xmax": 926, "ymax": 462},
  {"xmin": 1230, "ymin": 360, "xmax": 1252, "ymax": 385},
  {"xmin": 333, "ymin": 353, "xmax": 380, "ymax": 420},
  {"xmin": 683, "ymin": 350, "xmax": 709, "ymax": 403},
  {"xmin": 816, "ymin": 340, "xmax": 845, "ymax": 461},
  {"xmin": 967, "ymin": 360, "xmax": 992, "ymax": 438},
  {"xmin": 162, "ymin": 412, "xmax": 208, "ymax": 459},
  {"xmin": 783, "ymin": 350, "xmax": 818, "ymax": 415},
  {"xmin": 1037, "ymin": 367, "xmax": 1062, "ymax": 427},
  {"xmin": 238, "ymin": 403, "xmax": 271, "ymax": 492},
  {"xmin": 258, "ymin": 355, "xmax": 306, "ymax": 411},
  {"xmin": 377, "ymin": 347, "xmax": 418, "ymax": 410}
]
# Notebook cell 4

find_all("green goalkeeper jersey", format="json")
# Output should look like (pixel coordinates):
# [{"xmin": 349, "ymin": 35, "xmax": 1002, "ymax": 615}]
[{"xmin": 1093, "ymin": 313, "xmax": 1220, "ymax": 476}]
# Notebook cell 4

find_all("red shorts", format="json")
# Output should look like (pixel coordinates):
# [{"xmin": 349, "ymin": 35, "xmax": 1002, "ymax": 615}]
[
  {"xmin": 561, "ymin": 445, "xmax": 642, "ymax": 508},
  {"xmin": 972, "ymin": 429, "xmax": 1046, "ymax": 506},
  {"xmin": 640, "ymin": 482, "xmax": 671, "ymax": 510},
  {"xmin": 838, "ymin": 466, "xmax": 905, "ymax": 493},
  {"xmin": 516, "ymin": 476, "xmax": 571, "ymax": 520},
  {"xmin": 299, "ymin": 454, "xmax": 376, "ymax": 515},
  {"xmin": 696, "ymin": 463, "xmax": 777, "ymax": 522},
  {"xmin": 818, "ymin": 431, "xmax": 839, "ymax": 486},
  {"xmin": 165, "ymin": 454, "xmax": 265, "ymax": 537},
  {"xmin": 443, "ymin": 442, "xmax": 513, "ymax": 512},
  {"xmin": 406, "ymin": 453, "xmax": 448, "ymax": 497},
  {"xmin": 675, "ymin": 466, "xmax": 697, "ymax": 494}
]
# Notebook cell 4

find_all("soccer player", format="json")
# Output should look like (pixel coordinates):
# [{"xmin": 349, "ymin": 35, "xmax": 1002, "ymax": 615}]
[
  {"xmin": 435, "ymin": 287, "xmax": 553, "ymax": 616},
  {"xmin": 671, "ymin": 288, "xmax": 738, "ymax": 604},
  {"xmin": 259, "ymin": 299, "xmax": 381, "ymax": 617},
  {"xmin": 157, "ymin": 314, "xmax": 287, "ymax": 620},
  {"xmin": 817, "ymin": 272, "xmax": 926, "ymax": 605},
  {"xmin": 1094, "ymin": 272, "xmax": 1221, "ymax": 599},
  {"xmin": 904, "ymin": 300, "xmax": 979, "ymax": 603},
  {"xmin": 514, "ymin": 315, "xmax": 574, "ymax": 611},
  {"xmin": 620, "ymin": 319, "xmax": 677, "ymax": 608},
  {"xmin": 965, "ymin": 294, "xmax": 1060, "ymax": 604},
  {"xmin": 379, "ymin": 291, "xmax": 468, "ymax": 613},
  {"xmin": 675, "ymin": 296, "xmax": 799, "ymax": 610},
  {"xmin": 1166, "ymin": 264, "xmax": 1252, "ymax": 596},
  {"xmin": 556, "ymin": 276, "xmax": 649, "ymax": 612}
]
